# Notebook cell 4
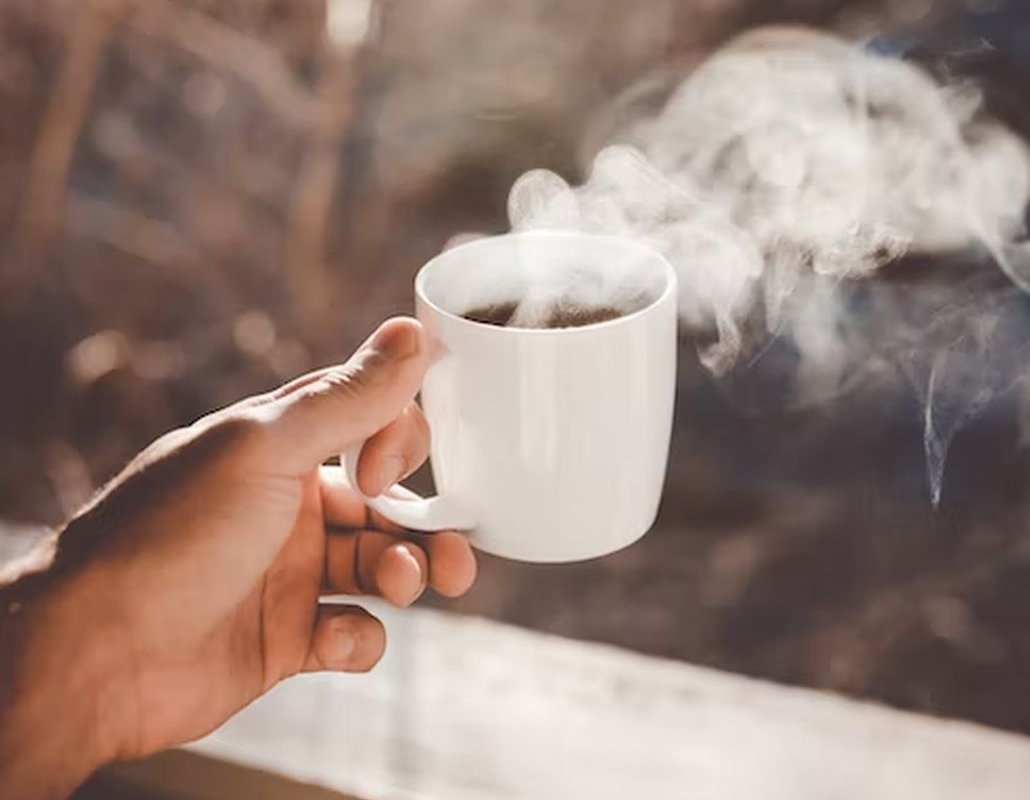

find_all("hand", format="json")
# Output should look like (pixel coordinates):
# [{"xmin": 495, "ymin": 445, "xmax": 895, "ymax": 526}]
[{"xmin": 0, "ymin": 318, "xmax": 477, "ymax": 799}]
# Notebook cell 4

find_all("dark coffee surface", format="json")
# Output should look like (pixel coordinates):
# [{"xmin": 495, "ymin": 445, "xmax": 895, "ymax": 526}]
[
  {"xmin": 550, "ymin": 305, "xmax": 622, "ymax": 327},
  {"xmin": 462, "ymin": 302, "xmax": 623, "ymax": 329},
  {"xmin": 462, "ymin": 302, "xmax": 519, "ymax": 327}
]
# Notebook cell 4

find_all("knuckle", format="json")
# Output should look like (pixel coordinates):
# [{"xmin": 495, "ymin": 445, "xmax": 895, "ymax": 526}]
[
  {"xmin": 131, "ymin": 422, "xmax": 211, "ymax": 469},
  {"xmin": 339, "ymin": 348, "xmax": 393, "ymax": 392},
  {"xmin": 321, "ymin": 367, "xmax": 361, "ymax": 398},
  {"xmin": 318, "ymin": 361, "xmax": 375, "ymax": 404},
  {"xmin": 201, "ymin": 414, "xmax": 269, "ymax": 458},
  {"xmin": 141, "ymin": 426, "xmax": 193, "ymax": 458}
]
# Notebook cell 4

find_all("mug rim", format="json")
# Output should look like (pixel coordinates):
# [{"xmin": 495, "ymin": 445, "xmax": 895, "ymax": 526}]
[{"xmin": 414, "ymin": 230, "xmax": 678, "ymax": 335}]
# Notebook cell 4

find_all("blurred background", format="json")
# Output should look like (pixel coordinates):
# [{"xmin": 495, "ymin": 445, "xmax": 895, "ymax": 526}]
[{"xmin": 3, "ymin": 0, "xmax": 1030, "ymax": 746}]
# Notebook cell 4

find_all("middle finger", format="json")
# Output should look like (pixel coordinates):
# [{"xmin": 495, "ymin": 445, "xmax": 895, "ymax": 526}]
[{"xmin": 324, "ymin": 529, "xmax": 429, "ymax": 607}]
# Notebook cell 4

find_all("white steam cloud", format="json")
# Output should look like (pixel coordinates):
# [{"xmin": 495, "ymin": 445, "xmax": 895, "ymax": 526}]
[{"xmin": 505, "ymin": 26, "xmax": 1030, "ymax": 504}]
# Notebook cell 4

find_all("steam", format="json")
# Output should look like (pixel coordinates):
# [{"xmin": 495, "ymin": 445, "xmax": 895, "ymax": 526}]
[{"xmin": 506, "ymin": 27, "xmax": 1030, "ymax": 504}]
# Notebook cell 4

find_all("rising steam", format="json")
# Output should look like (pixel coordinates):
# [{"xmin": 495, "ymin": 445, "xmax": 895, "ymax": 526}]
[{"xmin": 506, "ymin": 27, "xmax": 1030, "ymax": 504}]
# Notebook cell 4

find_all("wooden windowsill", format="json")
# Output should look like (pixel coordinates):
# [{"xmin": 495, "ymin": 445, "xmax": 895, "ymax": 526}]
[{"xmin": 83, "ymin": 601, "xmax": 1030, "ymax": 800}]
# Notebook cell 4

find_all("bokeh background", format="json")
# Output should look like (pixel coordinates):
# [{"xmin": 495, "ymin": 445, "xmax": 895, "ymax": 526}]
[{"xmin": 3, "ymin": 0, "xmax": 1030, "ymax": 737}]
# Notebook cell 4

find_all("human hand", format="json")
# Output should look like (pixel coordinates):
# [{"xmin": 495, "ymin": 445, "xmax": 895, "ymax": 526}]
[{"xmin": 0, "ymin": 318, "xmax": 476, "ymax": 799}]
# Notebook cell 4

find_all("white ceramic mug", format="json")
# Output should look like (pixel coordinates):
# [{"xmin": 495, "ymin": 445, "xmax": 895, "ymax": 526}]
[{"xmin": 344, "ymin": 231, "xmax": 677, "ymax": 562}]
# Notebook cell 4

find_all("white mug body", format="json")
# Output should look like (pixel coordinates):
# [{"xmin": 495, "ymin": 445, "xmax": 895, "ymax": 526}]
[{"xmin": 413, "ymin": 232, "xmax": 677, "ymax": 562}]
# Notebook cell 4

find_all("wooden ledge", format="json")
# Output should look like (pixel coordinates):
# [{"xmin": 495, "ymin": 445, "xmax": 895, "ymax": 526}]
[{"xmin": 93, "ymin": 601, "xmax": 1030, "ymax": 800}]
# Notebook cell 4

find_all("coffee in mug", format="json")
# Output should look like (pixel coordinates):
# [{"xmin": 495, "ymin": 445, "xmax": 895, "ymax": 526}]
[{"xmin": 462, "ymin": 301, "xmax": 624, "ymax": 329}]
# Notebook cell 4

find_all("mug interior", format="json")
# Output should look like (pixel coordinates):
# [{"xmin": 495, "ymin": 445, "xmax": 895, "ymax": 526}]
[{"xmin": 417, "ymin": 231, "xmax": 675, "ymax": 329}]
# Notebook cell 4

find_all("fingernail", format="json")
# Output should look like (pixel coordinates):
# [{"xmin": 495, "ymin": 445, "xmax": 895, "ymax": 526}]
[
  {"xmin": 370, "ymin": 321, "xmax": 418, "ymax": 359},
  {"xmin": 398, "ymin": 546, "xmax": 425, "ymax": 605},
  {"xmin": 332, "ymin": 623, "xmax": 358, "ymax": 661},
  {"xmin": 375, "ymin": 455, "xmax": 406, "ymax": 495}
]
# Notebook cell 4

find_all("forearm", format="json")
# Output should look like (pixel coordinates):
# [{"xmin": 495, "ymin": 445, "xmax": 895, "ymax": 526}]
[{"xmin": 0, "ymin": 541, "xmax": 121, "ymax": 799}]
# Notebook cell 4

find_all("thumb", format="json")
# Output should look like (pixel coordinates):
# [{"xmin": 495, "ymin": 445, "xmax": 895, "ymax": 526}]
[{"xmin": 264, "ymin": 318, "xmax": 429, "ymax": 472}]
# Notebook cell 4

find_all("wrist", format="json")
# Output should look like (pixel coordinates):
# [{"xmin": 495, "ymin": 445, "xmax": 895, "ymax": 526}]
[{"xmin": 0, "ymin": 554, "xmax": 127, "ymax": 797}]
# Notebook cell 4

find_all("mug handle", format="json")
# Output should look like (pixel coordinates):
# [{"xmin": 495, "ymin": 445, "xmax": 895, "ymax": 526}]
[{"xmin": 342, "ymin": 444, "xmax": 477, "ymax": 532}]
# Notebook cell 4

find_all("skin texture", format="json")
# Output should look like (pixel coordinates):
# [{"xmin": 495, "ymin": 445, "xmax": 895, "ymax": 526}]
[{"xmin": 0, "ymin": 318, "xmax": 477, "ymax": 800}]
